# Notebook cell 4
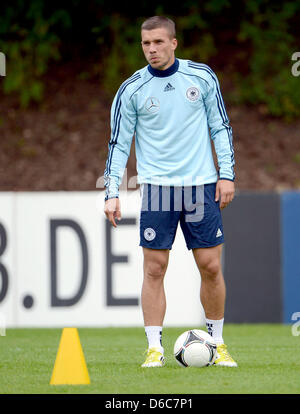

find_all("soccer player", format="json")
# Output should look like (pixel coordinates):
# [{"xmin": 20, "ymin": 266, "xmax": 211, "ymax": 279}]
[{"xmin": 104, "ymin": 16, "xmax": 237, "ymax": 367}]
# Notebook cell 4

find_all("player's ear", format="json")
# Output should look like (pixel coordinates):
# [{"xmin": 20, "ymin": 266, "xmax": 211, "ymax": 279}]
[{"xmin": 172, "ymin": 38, "xmax": 178, "ymax": 51}]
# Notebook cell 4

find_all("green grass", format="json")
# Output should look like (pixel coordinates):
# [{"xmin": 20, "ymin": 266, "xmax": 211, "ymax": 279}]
[{"xmin": 0, "ymin": 325, "xmax": 299, "ymax": 394}]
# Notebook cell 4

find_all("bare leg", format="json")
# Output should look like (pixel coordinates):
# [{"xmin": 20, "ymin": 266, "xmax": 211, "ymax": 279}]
[
  {"xmin": 192, "ymin": 244, "xmax": 225, "ymax": 320},
  {"xmin": 192, "ymin": 244, "xmax": 238, "ymax": 366},
  {"xmin": 141, "ymin": 247, "xmax": 169, "ymax": 326}
]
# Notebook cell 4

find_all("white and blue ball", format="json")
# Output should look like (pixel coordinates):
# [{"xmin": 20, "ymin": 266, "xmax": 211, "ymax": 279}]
[{"xmin": 174, "ymin": 329, "xmax": 217, "ymax": 368}]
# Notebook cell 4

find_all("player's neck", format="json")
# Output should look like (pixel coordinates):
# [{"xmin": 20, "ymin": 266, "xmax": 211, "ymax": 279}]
[{"xmin": 148, "ymin": 57, "xmax": 179, "ymax": 78}]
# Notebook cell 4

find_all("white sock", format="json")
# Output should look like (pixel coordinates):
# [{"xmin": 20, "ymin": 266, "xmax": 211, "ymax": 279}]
[
  {"xmin": 145, "ymin": 326, "xmax": 164, "ymax": 353},
  {"xmin": 205, "ymin": 318, "xmax": 224, "ymax": 344}
]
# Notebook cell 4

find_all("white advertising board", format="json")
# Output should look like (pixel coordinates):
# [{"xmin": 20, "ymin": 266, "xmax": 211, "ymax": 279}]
[
  {"xmin": 0, "ymin": 191, "xmax": 206, "ymax": 327},
  {"xmin": 0, "ymin": 193, "xmax": 15, "ymax": 331}
]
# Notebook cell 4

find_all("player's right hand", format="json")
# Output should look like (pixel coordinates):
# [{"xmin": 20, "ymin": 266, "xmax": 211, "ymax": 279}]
[{"xmin": 104, "ymin": 198, "xmax": 121, "ymax": 228}]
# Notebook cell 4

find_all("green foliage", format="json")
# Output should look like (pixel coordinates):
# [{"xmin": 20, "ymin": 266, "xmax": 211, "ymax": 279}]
[
  {"xmin": 0, "ymin": 1, "xmax": 71, "ymax": 107},
  {"xmin": 0, "ymin": 1, "xmax": 299, "ymax": 118},
  {"xmin": 95, "ymin": 14, "xmax": 146, "ymax": 94},
  {"xmin": 173, "ymin": 13, "xmax": 217, "ymax": 64},
  {"xmin": 237, "ymin": 1, "xmax": 300, "ymax": 119}
]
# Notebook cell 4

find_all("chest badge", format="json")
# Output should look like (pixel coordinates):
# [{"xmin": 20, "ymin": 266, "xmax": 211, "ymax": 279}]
[
  {"xmin": 186, "ymin": 86, "xmax": 200, "ymax": 101},
  {"xmin": 145, "ymin": 97, "xmax": 160, "ymax": 113}
]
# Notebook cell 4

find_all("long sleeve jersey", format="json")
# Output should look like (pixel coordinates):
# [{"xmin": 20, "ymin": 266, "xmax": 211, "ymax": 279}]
[{"xmin": 104, "ymin": 58, "xmax": 235, "ymax": 199}]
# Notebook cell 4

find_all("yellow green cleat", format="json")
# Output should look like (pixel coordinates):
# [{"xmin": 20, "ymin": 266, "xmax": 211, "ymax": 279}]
[
  {"xmin": 214, "ymin": 344, "xmax": 238, "ymax": 367},
  {"xmin": 141, "ymin": 347, "xmax": 165, "ymax": 368}
]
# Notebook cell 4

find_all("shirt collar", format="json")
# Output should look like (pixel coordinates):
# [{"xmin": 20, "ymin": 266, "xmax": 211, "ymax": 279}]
[{"xmin": 147, "ymin": 58, "xmax": 179, "ymax": 77}]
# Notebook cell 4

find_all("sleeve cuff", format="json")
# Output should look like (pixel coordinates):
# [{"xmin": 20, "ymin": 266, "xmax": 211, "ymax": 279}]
[{"xmin": 219, "ymin": 177, "xmax": 235, "ymax": 182}]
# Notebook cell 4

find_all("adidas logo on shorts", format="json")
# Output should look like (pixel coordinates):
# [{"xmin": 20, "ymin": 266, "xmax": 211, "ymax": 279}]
[{"xmin": 216, "ymin": 228, "xmax": 223, "ymax": 238}]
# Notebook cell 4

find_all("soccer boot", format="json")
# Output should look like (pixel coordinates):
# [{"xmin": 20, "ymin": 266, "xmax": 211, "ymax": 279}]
[
  {"xmin": 214, "ymin": 344, "xmax": 238, "ymax": 367},
  {"xmin": 141, "ymin": 347, "xmax": 165, "ymax": 368}
]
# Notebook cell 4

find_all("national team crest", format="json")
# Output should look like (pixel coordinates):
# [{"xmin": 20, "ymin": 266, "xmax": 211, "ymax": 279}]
[
  {"xmin": 144, "ymin": 228, "xmax": 156, "ymax": 241},
  {"xmin": 186, "ymin": 86, "xmax": 200, "ymax": 101}
]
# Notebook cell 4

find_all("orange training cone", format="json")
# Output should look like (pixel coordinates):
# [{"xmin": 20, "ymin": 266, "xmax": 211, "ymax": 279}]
[{"xmin": 50, "ymin": 328, "xmax": 90, "ymax": 385}]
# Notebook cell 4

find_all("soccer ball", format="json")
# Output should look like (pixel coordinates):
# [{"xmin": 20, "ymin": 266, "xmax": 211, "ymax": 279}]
[{"xmin": 174, "ymin": 329, "xmax": 217, "ymax": 367}]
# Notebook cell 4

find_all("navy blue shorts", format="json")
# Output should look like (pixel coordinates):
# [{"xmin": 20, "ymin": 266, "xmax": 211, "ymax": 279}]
[{"xmin": 139, "ymin": 183, "xmax": 224, "ymax": 250}]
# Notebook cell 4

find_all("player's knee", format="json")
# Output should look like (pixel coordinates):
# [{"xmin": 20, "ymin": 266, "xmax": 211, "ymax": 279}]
[
  {"xmin": 199, "ymin": 258, "xmax": 221, "ymax": 279},
  {"xmin": 144, "ymin": 260, "xmax": 167, "ymax": 280}
]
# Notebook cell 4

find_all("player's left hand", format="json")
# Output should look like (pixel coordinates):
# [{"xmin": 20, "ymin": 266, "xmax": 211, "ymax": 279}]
[{"xmin": 215, "ymin": 179, "xmax": 235, "ymax": 210}]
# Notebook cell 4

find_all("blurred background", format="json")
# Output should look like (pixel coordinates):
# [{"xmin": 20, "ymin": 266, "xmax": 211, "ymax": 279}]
[
  {"xmin": 0, "ymin": 0, "xmax": 299, "ymax": 327},
  {"xmin": 0, "ymin": 0, "xmax": 299, "ymax": 191}
]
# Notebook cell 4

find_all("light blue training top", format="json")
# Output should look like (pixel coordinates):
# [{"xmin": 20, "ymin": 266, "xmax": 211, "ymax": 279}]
[{"xmin": 104, "ymin": 58, "xmax": 235, "ymax": 199}]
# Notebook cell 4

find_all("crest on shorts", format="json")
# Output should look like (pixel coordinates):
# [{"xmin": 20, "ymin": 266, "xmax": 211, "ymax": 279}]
[
  {"xmin": 186, "ymin": 86, "xmax": 200, "ymax": 101},
  {"xmin": 144, "ymin": 228, "xmax": 156, "ymax": 241}
]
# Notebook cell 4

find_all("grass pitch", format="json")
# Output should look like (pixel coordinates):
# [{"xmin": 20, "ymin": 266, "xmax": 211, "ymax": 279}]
[{"xmin": 0, "ymin": 324, "xmax": 299, "ymax": 394}]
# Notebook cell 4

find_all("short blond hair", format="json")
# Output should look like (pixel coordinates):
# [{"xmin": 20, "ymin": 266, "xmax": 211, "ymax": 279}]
[{"xmin": 141, "ymin": 16, "xmax": 176, "ymax": 39}]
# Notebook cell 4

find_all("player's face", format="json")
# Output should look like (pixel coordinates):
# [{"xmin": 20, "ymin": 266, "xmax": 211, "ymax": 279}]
[{"xmin": 141, "ymin": 28, "xmax": 177, "ymax": 71}]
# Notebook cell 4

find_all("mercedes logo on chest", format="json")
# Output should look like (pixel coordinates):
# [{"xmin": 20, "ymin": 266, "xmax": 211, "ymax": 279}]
[{"xmin": 145, "ymin": 97, "xmax": 160, "ymax": 113}]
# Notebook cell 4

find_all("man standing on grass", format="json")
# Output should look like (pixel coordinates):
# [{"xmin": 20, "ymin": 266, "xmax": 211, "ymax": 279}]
[{"xmin": 104, "ymin": 16, "xmax": 237, "ymax": 367}]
